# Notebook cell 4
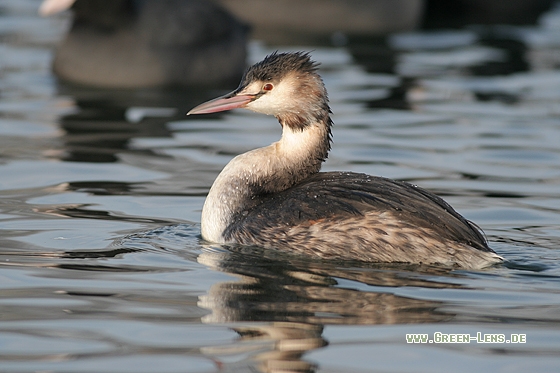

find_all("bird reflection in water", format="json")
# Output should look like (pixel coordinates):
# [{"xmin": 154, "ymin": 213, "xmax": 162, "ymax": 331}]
[{"xmin": 196, "ymin": 247, "xmax": 459, "ymax": 372}]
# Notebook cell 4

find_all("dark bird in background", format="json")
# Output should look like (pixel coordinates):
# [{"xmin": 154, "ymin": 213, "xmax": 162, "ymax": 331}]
[{"xmin": 40, "ymin": 0, "xmax": 248, "ymax": 88}]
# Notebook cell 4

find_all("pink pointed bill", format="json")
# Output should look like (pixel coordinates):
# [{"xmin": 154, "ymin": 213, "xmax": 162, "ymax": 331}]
[{"xmin": 187, "ymin": 93, "xmax": 254, "ymax": 115}]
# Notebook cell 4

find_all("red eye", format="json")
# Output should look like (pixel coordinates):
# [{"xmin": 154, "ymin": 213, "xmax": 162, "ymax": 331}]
[{"xmin": 263, "ymin": 83, "xmax": 274, "ymax": 91}]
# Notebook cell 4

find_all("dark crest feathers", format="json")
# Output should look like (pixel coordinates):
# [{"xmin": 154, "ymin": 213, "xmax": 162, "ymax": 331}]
[{"xmin": 240, "ymin": 51, "xmax": 320, "ymax": 85}]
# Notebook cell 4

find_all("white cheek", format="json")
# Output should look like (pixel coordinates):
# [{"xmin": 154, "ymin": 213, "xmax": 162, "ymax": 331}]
[
  {"xmin": 246, "ymin": 93, "xmax": 285, "ymax": 115},
  {"xmin": 245, "ymin": 80, "xmax": 297, "ymax": 116}
]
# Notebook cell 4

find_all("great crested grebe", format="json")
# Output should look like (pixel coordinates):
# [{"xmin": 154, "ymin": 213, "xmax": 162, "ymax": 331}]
[{"xmin": 188, "ymin": 52, "xmax": 503, "ymax": 269}]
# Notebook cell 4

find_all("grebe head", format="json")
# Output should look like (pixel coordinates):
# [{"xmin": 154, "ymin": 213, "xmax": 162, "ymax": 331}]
[{"xmin": 188, "ymin": 51, "xmax": 330, "ymax": 131}]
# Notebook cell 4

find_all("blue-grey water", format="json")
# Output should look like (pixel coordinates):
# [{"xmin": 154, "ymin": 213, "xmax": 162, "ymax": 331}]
[{"xmin": 1, "ymin": 1, "xmax": 560, "ymax": 372}]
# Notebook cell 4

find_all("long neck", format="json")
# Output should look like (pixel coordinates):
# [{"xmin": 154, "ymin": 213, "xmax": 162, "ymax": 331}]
[{"xmin": 201, "ymin": 114, "xmax": 332, "ymax": 243}]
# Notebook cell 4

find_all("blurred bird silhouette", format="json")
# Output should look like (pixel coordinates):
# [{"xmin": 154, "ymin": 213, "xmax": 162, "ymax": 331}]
[{"xmin": 40, "ymin": 0, "xmax": 248, "ymax": 88}]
